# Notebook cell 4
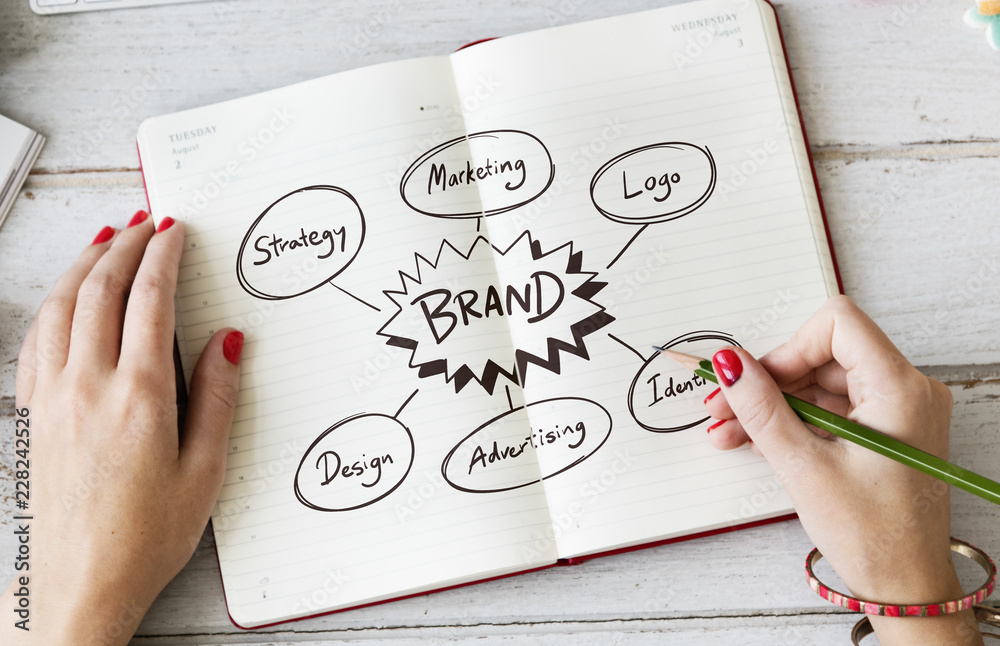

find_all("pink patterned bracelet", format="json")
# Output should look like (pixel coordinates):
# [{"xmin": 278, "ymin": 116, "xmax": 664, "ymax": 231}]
[{"xmin": 806, "ymin": 537, "xmax": 997, "ymax": 617}]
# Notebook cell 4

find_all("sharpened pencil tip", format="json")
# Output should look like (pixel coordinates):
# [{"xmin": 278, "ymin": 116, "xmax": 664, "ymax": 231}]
[{"xmin": 652, "ymin": 345, "xmax": 665, "ymax": 352}]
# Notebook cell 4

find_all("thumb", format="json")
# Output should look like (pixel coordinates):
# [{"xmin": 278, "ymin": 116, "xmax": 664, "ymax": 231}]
[
  {"xmin": 713, "ymin": 347, "xmax": 820, "ymax": 471},
  {"xmin": 180, "ymin": 328, "xmax": 243, "ymax": 483}
]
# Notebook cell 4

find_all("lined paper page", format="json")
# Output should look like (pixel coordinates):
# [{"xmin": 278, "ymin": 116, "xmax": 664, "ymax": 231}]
[
  {"xmin": 138, "ymin": 56, "xmax": 558, "ymax": 627},
  {"xmin": 449, "ymin": 0, "xmax": 837, "ymax": 558}
]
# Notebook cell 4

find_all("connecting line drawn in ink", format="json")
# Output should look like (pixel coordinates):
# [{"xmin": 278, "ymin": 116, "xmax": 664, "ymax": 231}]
[
  {"xmin": 236, "ymin": 184, "xmax": 381, "ymax": 311},
  {"xmin": 399, "ymin": 129, "xmax": 556, "ymax": 220},
  {"xmin": 441, "ymin": 397, "xmax": 613, "ymax": 494},
  {"xmin": 293, "ymin": 389, "xmax": 419, "ymax": 512},
  {"xmin": 377, "ymin": 231, "xmax": 615, "ymax": 395},
  {"xmin": 591, "ymin": 143, "xmax": 717, "ymax": 269},
  {"xmin": 617, "ymin": 330, "xmax": 741, "ymax": 433}
]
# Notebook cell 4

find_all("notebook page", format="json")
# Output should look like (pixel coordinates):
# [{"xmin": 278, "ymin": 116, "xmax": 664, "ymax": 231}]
[
  {"xmin": 448, "ymin": 0, "xmax": 837, "ymax": 558},
  {"xmin": 137, "ymin": 56, "xmax": 558, "ymax": 627}
]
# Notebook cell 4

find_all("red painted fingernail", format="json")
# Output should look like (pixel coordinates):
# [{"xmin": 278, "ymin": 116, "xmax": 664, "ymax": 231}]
[
  {"xmin": 127, "ymin": 210, "xmax": 149, "ymax": 228},
  {"xmin": 703, "ymin": 388, "xmax": 721, "ymax": 404},
  {"xmin": 91, "ymin": 226, "xmax": 115, "ymax": 245},
  {"xmin": 707, "ymin": 419, "xmax": 725, "ymax": 433},
  {"xmin": 223, "ymin": 330, "xmax": 244, "ymax": 365},
  {"xmin": 156, "ymin": 216, "xmax": 175, "ymax": 233},
  {"xmin": 713, "ymin": 349, "xmax": 743, "ymax": 387}
]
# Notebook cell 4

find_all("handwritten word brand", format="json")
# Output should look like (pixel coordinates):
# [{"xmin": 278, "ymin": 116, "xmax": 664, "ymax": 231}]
[{"xmin": 413, "ymin": 271, "xmax": 564, "ymax": 344}]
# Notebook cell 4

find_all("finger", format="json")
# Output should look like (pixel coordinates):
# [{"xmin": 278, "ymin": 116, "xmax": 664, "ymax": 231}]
[
  {"xmin": 34, "ymin": 225, "xmax": 119, "ymax": 381},
  {"xmin": 705, "ymin": 386, "xmax": 734, "ymax": 421},
  {"xmin": 15, "ymin": 315, "xmax": 39, "ymax": 407},
  {"xmin": 69, "ymin": 211, "xmax": 154, "ymax": 368},
  {"xmin": 789, "ymin": 384, "xmax": 852, "ymax": 422},
  {"xmin": 120, "ymin": 217, "xmax": 182, "ymax": 374},
  {"xmin": 180, "ymin": 329, "xmax": 243, "ymax": 494},
  {"xmin": 760, "ymin": 295, "xmax": 910, "ymax": 389},
  {"xmin": 770, "ymin": 360, "xmax": 849, "ymax": 397},
  {"xmin": 706, "ymin": 418, "xmax": 751, "ymax": 451},
  {"xmin": 712, "ymin": 346, "xmax": 828, "ymax": 472}
]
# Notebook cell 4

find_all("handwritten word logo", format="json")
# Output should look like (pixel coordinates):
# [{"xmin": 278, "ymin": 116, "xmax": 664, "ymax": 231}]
[
  {"xmin": 378, "ymin": 233, "xmax": 614, "ymax": 394},
  {"xmin": 590, "ymin": 142, "xmax": 717, "ymax": 226}
]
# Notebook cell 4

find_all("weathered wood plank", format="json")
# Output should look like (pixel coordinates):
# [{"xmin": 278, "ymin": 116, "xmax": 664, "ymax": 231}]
[
  {"xmin": 0, "ymin": 0, "xmax": 998, "ymax": 173},
  {"xmin": 129, "ymin": 613, "xmax": 859, "ymax": 645}
]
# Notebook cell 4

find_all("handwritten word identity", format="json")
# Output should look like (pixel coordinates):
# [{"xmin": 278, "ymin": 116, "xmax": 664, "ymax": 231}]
[{"xmin": 646, "ymin": 372, "xmax": 708, "ymax": 407}]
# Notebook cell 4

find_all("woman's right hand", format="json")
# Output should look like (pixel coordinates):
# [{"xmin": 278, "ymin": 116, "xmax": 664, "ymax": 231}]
[{"xmin": 704, "ymin": 296, "xmax": 983, "ymax": 645}]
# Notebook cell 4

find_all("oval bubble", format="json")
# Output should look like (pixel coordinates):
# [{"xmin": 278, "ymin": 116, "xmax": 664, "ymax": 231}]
[
  {"xmin": 590, "ymin": 142, "xmax": 717, "ymax": 225},
  {"xmin": 237, "ymin": 185, "xmax": 366, "ymax": 300},
  {"xmin": 442, "ymin": 397, "xmax": 612, "ymax": 494},
  {"xmin": 628, "ymin": 330, "xmax": 741, "ymax": 433},
  {"xmin": 400, "ymin": 129, "xmax": 555, "ymax": 219},
  {"xmin": 294, "ymin": 413, "xmax": 414, "ymax": 512}
]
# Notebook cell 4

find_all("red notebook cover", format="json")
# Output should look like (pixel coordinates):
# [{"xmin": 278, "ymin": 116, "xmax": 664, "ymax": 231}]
[{"xmin": 137, "ymin": 0, "xmax": 842, "ymax": 629}]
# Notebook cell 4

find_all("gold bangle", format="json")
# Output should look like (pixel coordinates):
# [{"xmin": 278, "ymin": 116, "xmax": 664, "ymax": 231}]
[{"xmin": 851, "ymin": 605, "xmax": 1000, "ymax": 644}]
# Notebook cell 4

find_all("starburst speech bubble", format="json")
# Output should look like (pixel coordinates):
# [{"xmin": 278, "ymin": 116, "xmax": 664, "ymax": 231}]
[{"xmin": 377, "ymin": 233, "xmax": 615, "ymax": 394}]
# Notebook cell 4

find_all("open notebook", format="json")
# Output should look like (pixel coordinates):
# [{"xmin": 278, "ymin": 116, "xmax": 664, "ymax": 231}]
[{"xmin": 137, "ymin": 0, "xmax": 839, "ymax": 628}]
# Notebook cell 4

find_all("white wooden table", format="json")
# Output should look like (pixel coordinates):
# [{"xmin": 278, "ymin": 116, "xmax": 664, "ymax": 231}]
[{"xmin": 1, "ymin": 1, "xmax": 998, "ymax": 643}]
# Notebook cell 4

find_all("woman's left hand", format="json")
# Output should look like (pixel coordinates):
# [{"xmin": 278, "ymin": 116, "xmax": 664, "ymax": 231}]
[{"xmin": 1, "ymin": 211, "xmax": 243, "ymax": 646}]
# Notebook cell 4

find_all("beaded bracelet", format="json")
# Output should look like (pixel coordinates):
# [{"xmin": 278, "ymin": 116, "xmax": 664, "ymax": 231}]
[
  {"xmin": 806, "ymin": 538, "xmax": 997, "ymax": 617},
  {"xmin": 851, "ymin": 605, "xmax": 1000, "ymax": 644}
]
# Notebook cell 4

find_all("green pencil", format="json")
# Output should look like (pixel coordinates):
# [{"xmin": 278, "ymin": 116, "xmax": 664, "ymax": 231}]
[{"xmin": 653, "ymin": 346, "xmax": 1000, "ymax": 507}]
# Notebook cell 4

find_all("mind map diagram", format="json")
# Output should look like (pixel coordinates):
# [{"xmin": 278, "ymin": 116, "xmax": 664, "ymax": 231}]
[{"xmin": 233, "ymin": 128, "xmax": 728, "ymax": 512}]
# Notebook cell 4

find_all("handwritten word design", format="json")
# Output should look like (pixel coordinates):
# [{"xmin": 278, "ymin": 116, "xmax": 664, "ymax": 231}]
[
  {"xmin": 628, "ymin": 330, "xmax": 740, "ymax": 433},
  {"xmin": 442, "ymin": 397, "xmax": 613, "ymax": 493},
  {"xmin": 378, "ymin": 232, "xmax": 615, "ymax": 394},
  {"xmin": 400, "ymin": 130, "xmax": 555, "ymax": 219},
  {"xmin": 237, "ymin": 185, "xmax": 366, "ymax": 300},
  {"xmin": 294, "ymin": 413, "xmax": 414, "ymax": 512}
]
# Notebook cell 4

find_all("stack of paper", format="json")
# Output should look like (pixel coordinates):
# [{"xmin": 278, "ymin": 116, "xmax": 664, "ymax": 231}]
[{"xmin": 0, "ymin": 114, "xmax": 45, "ymax": 230}]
